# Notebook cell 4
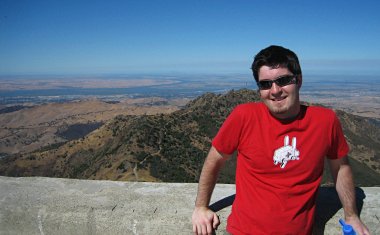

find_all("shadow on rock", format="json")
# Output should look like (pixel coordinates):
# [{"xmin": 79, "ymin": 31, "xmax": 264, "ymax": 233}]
[
  {"xmin": 207, "ymin": 186, "xmax": 366, "ymax": 235},
  {"xmin": 313, "ymin": 187, "xmax": 365, "ymax": 235}
]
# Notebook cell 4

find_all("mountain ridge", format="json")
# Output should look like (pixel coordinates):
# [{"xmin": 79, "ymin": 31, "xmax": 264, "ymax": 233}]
[{"xmin": 1, "ymin": 89, "xmax": 379, "ymax": 185}]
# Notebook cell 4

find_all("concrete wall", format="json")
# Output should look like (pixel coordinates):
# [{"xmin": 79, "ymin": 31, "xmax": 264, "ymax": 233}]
[{"xmin": 0, "ymin": 176, "xmax": 379, "ymax": 235}]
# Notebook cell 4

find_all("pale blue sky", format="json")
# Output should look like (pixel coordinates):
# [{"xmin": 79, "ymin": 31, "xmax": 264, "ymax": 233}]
[{"xmin": 0, "ymin": 0, "xmax": 379, "ymax": 75}]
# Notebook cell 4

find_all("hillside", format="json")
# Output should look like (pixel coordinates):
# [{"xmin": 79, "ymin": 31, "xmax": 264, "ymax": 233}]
[
  {"xmin": 1, "ymin": 89, "xmax": 379, "ymax": 185},
  {"xmin": 0, "ymin": 97, "xmax": 184, "ymax": 155}
]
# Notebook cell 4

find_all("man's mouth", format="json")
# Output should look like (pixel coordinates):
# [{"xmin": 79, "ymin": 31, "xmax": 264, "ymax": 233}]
[{"xmin": 271, "ymin": 96, "xmax": 286, "ymax": 102}]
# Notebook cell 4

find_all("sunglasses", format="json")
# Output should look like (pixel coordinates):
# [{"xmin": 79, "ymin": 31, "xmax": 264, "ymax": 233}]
[{"xmin": 257, "ymin": 75, "xmax": 297, "ymax": 90}]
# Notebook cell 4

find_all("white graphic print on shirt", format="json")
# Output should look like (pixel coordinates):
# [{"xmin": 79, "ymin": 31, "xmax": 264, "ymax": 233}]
[{"xmin": 273, "ymin": 136, "xmax": 300, "ymax": 168}]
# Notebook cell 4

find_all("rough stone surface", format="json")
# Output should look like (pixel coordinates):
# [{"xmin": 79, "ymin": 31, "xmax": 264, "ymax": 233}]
[{"xmin": 0, "ymin": 176, "xmax": 379, "ymax": 234}]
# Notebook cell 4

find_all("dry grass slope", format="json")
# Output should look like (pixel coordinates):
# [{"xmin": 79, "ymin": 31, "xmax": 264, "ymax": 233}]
[
  {"xmin": 1, "ymin": 89, "xmax": 379, "ymax": 185},
  {"xmin": 0, "ymin": 98, "xmax": 183, "ymax": 155}
]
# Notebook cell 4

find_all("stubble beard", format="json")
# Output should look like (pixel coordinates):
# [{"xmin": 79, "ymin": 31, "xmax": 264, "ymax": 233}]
[
  {"xmin": 264, "ymin": 96, "xmax": 300, "ymax": 119},
  {"xmin": 267, "ymin": 101, "xmax": 289, "ymax": 115}
]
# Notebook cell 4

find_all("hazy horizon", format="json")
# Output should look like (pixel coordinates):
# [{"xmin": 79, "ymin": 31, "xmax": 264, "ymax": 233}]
[{"xmin": 1, "ymin": 73, "xmax": 379, "ymax": 115}]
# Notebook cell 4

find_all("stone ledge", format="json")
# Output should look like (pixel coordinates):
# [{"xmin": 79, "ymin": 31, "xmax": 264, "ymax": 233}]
[{"xmin": 0, "ymin": 176, "xmax": 379, "ymax": 234}]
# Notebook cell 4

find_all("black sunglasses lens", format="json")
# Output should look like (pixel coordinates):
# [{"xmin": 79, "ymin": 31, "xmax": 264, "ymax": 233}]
[
  {"xmin": 276, "ymin": 76, "xmax": 294, "ymax": 86},
  {"xmin": 258, "ymin": 81, "xmax": 272, "ymax": 89}
]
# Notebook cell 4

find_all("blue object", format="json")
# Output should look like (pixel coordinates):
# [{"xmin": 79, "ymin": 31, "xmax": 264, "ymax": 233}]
[{"xmin": 339, "ymin": 219, "xmax": 356, "ymax": 235}]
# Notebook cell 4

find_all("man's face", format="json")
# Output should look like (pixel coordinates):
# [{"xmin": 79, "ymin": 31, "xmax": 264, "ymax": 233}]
[{"xmin": 258, "ymin": 65, "xmax": 301, "ymax": 120}]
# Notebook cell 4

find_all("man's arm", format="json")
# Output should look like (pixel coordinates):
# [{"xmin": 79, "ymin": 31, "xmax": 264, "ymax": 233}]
[
  {"xmin": 192, "ymin": 146, "xmax": 230, "ymax": 235},
  {"xmin": 328, "ymin": 156, "xmax": 371, "ymax": 235}
]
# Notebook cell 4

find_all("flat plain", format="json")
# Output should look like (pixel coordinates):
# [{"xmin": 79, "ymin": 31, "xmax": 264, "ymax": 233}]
[{"xmin": 0, "ymin": 74, "xmax": 379, "ymax": 156}]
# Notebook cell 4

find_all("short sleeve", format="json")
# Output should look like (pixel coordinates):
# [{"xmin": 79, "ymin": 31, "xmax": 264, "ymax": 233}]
[
  {"xmin": 326, "ymin": 113, "xmax": 350, "ymax": 159},
  {"xmin": 212, "ymin": 106, "xmax": 244, "ymax": 155}
]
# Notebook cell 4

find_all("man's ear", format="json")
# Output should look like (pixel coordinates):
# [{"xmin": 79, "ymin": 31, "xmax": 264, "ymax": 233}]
[{"xmin": 296, "ymin": 75, "xmax": 302, "ymax": 89}]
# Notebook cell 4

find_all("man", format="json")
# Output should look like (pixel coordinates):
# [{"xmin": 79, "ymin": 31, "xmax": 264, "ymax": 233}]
[{"xmin": 192, "ymin": 45, "xmax": 370, "ymax": 235}]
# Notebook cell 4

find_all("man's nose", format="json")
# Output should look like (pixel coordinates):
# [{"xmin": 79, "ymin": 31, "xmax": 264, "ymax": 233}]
[{"xmin": 270, "ymin": 82, "xmax": 282, "ymax": 94}]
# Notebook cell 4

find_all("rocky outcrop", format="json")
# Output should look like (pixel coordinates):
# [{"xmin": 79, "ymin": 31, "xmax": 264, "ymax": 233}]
[{"xmin": 0, "ymin": 176, "xmax": 379, "ymax": 234}]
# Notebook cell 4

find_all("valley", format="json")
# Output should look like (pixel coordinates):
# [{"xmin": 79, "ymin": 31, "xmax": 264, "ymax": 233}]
[
  {"xmin": 0, "ymin": 89, "xmax": 379, "ymax": 186},
  {"xmin": 0, "ymin": 75, "xmax": 379, "ymax": 185}
]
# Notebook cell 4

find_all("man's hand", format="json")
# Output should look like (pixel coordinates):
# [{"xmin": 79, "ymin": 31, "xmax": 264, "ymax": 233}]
[
  {"xmin": 192, "ymin": 206, "xmax": 220, "ymax": 235},
  {"xmin": 346, "ymin": 215, "xmax": 371, "ymax": 235}
]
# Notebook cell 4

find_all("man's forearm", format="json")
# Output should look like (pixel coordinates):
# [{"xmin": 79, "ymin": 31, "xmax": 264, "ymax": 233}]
[
  {"xmin": 335, "ymin": 163, "xmax": 358, "ymax": 218},
  {"xmin": 330, "ymin": 157, "xmax": 358, "ymax": 218},
  {"xmin": 195, "ymin": 147, "xmax": 228, "ymax": 207},
  {"xmin": 329, "ymin": 157, "xmax": 371, "ymax": 234},
  {"xmin": 194, "ymin": 167, "xmax": 219, "ymax": 207}
]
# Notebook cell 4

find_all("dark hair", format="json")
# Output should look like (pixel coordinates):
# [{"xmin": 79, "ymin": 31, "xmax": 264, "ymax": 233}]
[{"xmin": 251, "ymin": 45, "xmax": 302, "ymax": 82}]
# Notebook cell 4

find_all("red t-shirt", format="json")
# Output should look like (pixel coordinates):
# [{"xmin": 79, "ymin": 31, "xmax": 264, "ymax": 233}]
[{"xmin": 212, "ymin": 102, "xmax": 349, "ymax": 235}]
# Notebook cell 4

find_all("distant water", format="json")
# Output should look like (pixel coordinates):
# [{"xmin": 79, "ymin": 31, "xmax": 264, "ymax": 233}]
[
  {"xmin": 301, "ymin": 74, "xmax": 380, "ymax": 97},
  {"xmin": 0, "ymin": 76, "xmax": 250, "ymax": 105},
  {"xmin": 0, "ymin": 74, "xmax": 379, "ymax": 105},
  {"xmin": 0, "ymin": 86, "xmax": 237, "ymax": 105}
]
